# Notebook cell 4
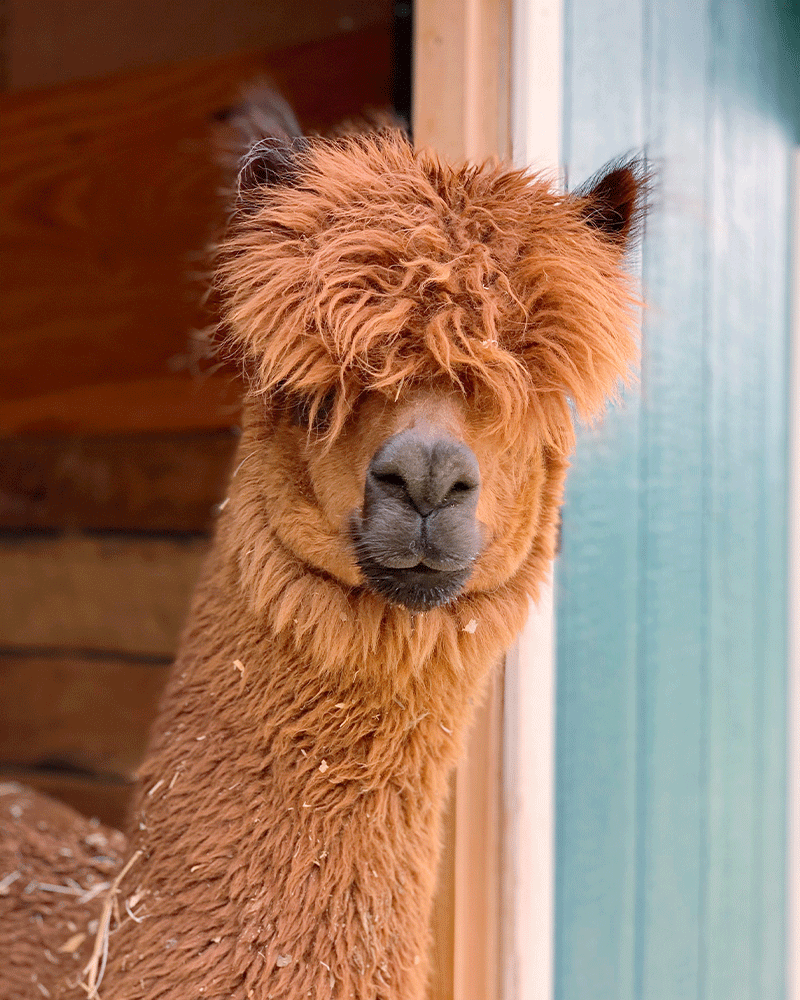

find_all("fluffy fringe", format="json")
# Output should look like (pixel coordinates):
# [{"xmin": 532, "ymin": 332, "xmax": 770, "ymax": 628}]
[{"xmin": 216, "ymin": 131, "xmax": 641, "ymax": 455}]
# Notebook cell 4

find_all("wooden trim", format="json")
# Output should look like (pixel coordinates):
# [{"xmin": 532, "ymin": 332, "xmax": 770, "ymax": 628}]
[
  {"xmin": 413, "ymin": 0, "xmax": 512, "ymax": 161},
  {"xmin": 788, "ymin": 146, "xmax": 800, "ymax": 1000},
  {"xmin": 430, "ymin": 782, "xmax": 456, "ymax": 1000},
  {"xmin": 412, "ymin": 4, "xmax": 512, "ymax": 998},
  {"xmin": 503, "ymin": 581, "xmax": 555, "ymax": 1000},
  {"xmin": 504, "ymin": 2, "xmax": 562, "ymax": 998},
  {"xmin": 453, "ymin": 662, "xmax": 504, "ymax": 1000},
  {"xmin": 511, "ymin": 0, "xmax": 563, "ymax": 170}
]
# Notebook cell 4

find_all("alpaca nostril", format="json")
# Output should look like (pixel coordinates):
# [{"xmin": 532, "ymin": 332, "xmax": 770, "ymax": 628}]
[
  {"xmin": 366, "ymin": 430, "xmax": 480, "ymax": 518},
  {"xmin": 373, "ymin": 471, "xmax": 408, "ymax": 491}
]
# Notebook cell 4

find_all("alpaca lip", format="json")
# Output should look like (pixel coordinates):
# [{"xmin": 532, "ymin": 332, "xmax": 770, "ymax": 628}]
[
  {"xmin": 349, "ymin": 511, "xmax": 479, "ymax": 610},
  {"xmin": 361, "ymin": 560, "xmax": 473, "ymax": 612},
  {"xmin": 351, "ymin": 544, "xmax": 473, "ymax": 611}
]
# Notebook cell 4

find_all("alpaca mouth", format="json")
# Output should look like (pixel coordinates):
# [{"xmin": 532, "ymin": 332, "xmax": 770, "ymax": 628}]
[
  {"xmin": 353, "ymin": 548, "xmax": 474, "ymax": 612},
  {"xmin": 349, "ymin": 512, "xmax": 477, "ymax": 611}
]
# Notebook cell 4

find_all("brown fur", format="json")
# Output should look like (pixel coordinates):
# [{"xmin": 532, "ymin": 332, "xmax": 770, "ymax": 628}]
[{"xmin": 1, "ymin": 128, "xmax": 645, "ymax": 999}]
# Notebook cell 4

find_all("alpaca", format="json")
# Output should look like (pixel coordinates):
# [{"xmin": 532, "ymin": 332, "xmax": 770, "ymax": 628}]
[{"xmin": 0, "ymin": 100, "xmax": 647, "ymax": 999}]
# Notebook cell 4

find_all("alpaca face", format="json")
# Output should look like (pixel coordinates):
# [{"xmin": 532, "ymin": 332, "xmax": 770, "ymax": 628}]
[
  {"xmin": 237, "ymin": 379, "xmax": 548, "ymax": 611},
  {"xmin": 221, "ymin": 133, "xmax": 646, "ymax": 611},
  {"xmin": 305, "ymin": 386, "xmax": 546, "ymax": 611}
]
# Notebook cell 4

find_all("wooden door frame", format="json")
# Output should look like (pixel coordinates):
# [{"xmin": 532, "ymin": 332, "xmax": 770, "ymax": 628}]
[{"xmin": 413, "ymin": 2, "xmax": 562, "ymax": 997}]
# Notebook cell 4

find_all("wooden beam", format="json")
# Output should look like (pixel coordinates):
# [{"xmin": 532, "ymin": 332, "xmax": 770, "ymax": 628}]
[
  {"xmin": 0, "ymin": 651, "xmax": 167, "ymax": 777},
  {"xmin": 6, "ymin": 0, "xmax": 391, "ymax": 92},
  {"xmin": 0, "ymin": 535, "xmax": 207, "ymax": 657},
  {"xmin": 0, "ymin": 28, "xmax": 391, "ymax": 438},
  {"xmin": 453, "ymin": 663, "xmax": 503, "ymax": 1000},
  {"xmin": 430, "ymin": 779, "xmax": 457, "ymax": 1000},
  {"xmin": 0, "ymin": 430, "xmax": 237, "ymax": 531},
  {"xmin": 412, "ymin": 4, "xmax": 512, "ymax": 998}
]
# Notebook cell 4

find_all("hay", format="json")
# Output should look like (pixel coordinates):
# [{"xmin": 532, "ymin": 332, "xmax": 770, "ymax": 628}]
[{"xmin": 80, "ymin": 850, "xmax": 142, "ymax": 999}]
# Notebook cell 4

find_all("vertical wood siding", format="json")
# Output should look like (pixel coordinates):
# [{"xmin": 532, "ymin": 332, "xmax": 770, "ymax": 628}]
[{"xmin": 556, "ymin": 0, "xmax": 797, "ymax": 997}]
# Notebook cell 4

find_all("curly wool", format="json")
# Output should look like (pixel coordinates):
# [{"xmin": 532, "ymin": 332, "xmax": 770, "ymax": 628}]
[
  {"xmin": 218, "ymin": 131, "xmax": 641, "ymax": 453},
  {"xmin": 0, "ymin": 130, "xmax": 646, "ymax": 1000}
]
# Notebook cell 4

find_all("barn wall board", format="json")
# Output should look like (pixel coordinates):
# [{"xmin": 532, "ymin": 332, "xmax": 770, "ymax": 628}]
[
  {"xmin": 0, "ymin": 21, "xmax": 393, "ymax": 836},
  {"xmin": 6, "ymin": 0, "xmax": 391, "ymax": 91},
  {"xmin": 557, "ymin": 0, "xmax": 645, "ymax": 995},
  {"xmin": 556, "ymin": 0, "xmax": 797, "ymax": 997}
]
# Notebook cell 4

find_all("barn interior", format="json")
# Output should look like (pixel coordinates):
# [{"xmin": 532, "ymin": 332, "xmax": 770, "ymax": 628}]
[{"xmin": 0, "ymin": 4, "xmax": 466, "ymax": 994}]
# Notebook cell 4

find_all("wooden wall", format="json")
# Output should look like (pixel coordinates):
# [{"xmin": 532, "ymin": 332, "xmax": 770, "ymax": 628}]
[
  {"xmin": 555, "ymin": 0, "xmax": 798, "ymax": 998},
  {"xmin": 0, "ymin": 1, "xmax": 393, "ymax": 831}
]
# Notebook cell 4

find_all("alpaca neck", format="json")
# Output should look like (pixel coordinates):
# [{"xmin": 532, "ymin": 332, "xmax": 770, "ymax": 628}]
[{"xmin": 100, "ymin": 522, "xmax": 533, "ymax": 999}]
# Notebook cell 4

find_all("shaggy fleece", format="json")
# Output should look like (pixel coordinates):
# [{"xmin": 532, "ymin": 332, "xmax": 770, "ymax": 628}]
[{"xmin": 0, "ymin": 128, "xmax": 647, "ymax": 999}]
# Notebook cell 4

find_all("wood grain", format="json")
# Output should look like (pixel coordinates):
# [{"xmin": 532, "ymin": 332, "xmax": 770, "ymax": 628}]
[
  {"xmin": 0, "ymin": 651, "xmax": 167, "ymax": 776},
  {"xmin": 633, "ymin": 0, "xmax": 707, "ymax": 994},
  {"xmin": 0, "ymin": 28, "xmax": 391, "ymax": 438},
  {"xmin": 0, "ymin": 535, "xmax": 207, "ymax": 657},
  {"xmin": 413, "ymin": 0, "xmax": 511, "ymax": 162},
  {"xmin": 453, "ymin": 668, "xmax": 502, "ymax": 1000},
  {"xmin": 704, "ymin": 7, "xmax": 780, "ymax": 998},
  {"xmin": 429, "ymin": 779, "xmax": 456, "ymax": 1000},
  {"xmin": 0, "ymin": 430, "xmax": 237, "ymax": 531},
  {"xmin": 7, "ymin": 0, "xmax": 391, "ymax": 91}
]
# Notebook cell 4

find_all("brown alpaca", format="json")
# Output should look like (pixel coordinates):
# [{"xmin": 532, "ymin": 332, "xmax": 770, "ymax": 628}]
[{"xmin": 1, "ymin": 104, "xmax": 647, "ymax": 998}]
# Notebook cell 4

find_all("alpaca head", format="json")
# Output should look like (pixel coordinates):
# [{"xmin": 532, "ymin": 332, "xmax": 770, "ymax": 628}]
[{"xmin": 218, "ymin": 132, "xmax": 647, "ymax": 613}]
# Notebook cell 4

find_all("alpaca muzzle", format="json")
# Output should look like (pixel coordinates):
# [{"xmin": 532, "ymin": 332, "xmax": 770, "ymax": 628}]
[{"xmin": 350, "ymin": 426, "xmax": 483, "ymax": 611}]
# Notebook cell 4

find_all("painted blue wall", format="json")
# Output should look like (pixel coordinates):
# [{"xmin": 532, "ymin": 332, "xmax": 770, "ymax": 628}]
[{"xmin": 555, "ymin": 1, "xmax": 799, "ymax": 997}]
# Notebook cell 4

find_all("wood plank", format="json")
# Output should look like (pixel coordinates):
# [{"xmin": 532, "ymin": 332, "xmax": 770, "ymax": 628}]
[
  {"xmin": 412, "ymin": 6, "xmax": 512, "ymax": 997},
  {"xmin": 429, "ymin": 779, "xmax": 456, "ymax": 1000},
  {"xmin": 753, "ymin": 113, "xmax": 790, "ymax": 1000},
  {"xmin": 635, "ymin": 1, "xmax": 708, "ymax": 996},
  {"xmin": 453, "ymin": 666, "xmax": 503, "ymax": 1000},
  {"xmin": 413, "ymin": 0, "xmax": 511, "ymax": 161},
  {"xmin": 0, "ymin": 430, "xmax": 237, "ymax": 531},
  {"xmin": 0, "ymin": 374, "xmax": 243, "ymax": 438},
  {"xmin": 0, "ymin": 535, "xmax": 207, "ymax": 657},
  {"xmin": 0, "ymin": 28, "xmax": 391, "ymax": 438},
  {"xmin": 555, "ymin": 0, "xmax": 645, "ymax": 997},
  {"xmin": 788, "ymin": 146, "xmax": 800, "ymax": 1000},
  {"xmin": 502, "ymin": 580, "xmax": 556, "ymax": 1000},
  {"xmin": 7, "ymin": 0, "xmax": 391, "ymax": 91},
  {"xmin": 0, "ymin": 767, "xmax": 133, "ymax": 830},
  {"xmin": 556, "ymin": 4, "xmax": 794, "ymax": 998},
  {"xmin": 502, "ymin": 0, "xmax": 562, "ymax": 990},
  {"xmin": 0, "ymin": 652, "xmax": 168, "ymax": 776},
  {"xmin": 705, "ymin": 4, "xmax": 764, "ymax": 996}
]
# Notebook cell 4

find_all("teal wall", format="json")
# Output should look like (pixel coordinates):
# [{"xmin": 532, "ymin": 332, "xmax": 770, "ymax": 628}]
[{"xmin": 555, "ymin": 1, "xmax": 798, "ymax": 998}]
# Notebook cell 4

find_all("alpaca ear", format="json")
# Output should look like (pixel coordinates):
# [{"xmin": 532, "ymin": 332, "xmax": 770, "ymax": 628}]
[
  {"xmin": 574, "ymin": 156, "xmax": 650, "ymax": 250},
  {"xmin": 237, "ymin": 136, "xmax": 309, "ymax": 194}
]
